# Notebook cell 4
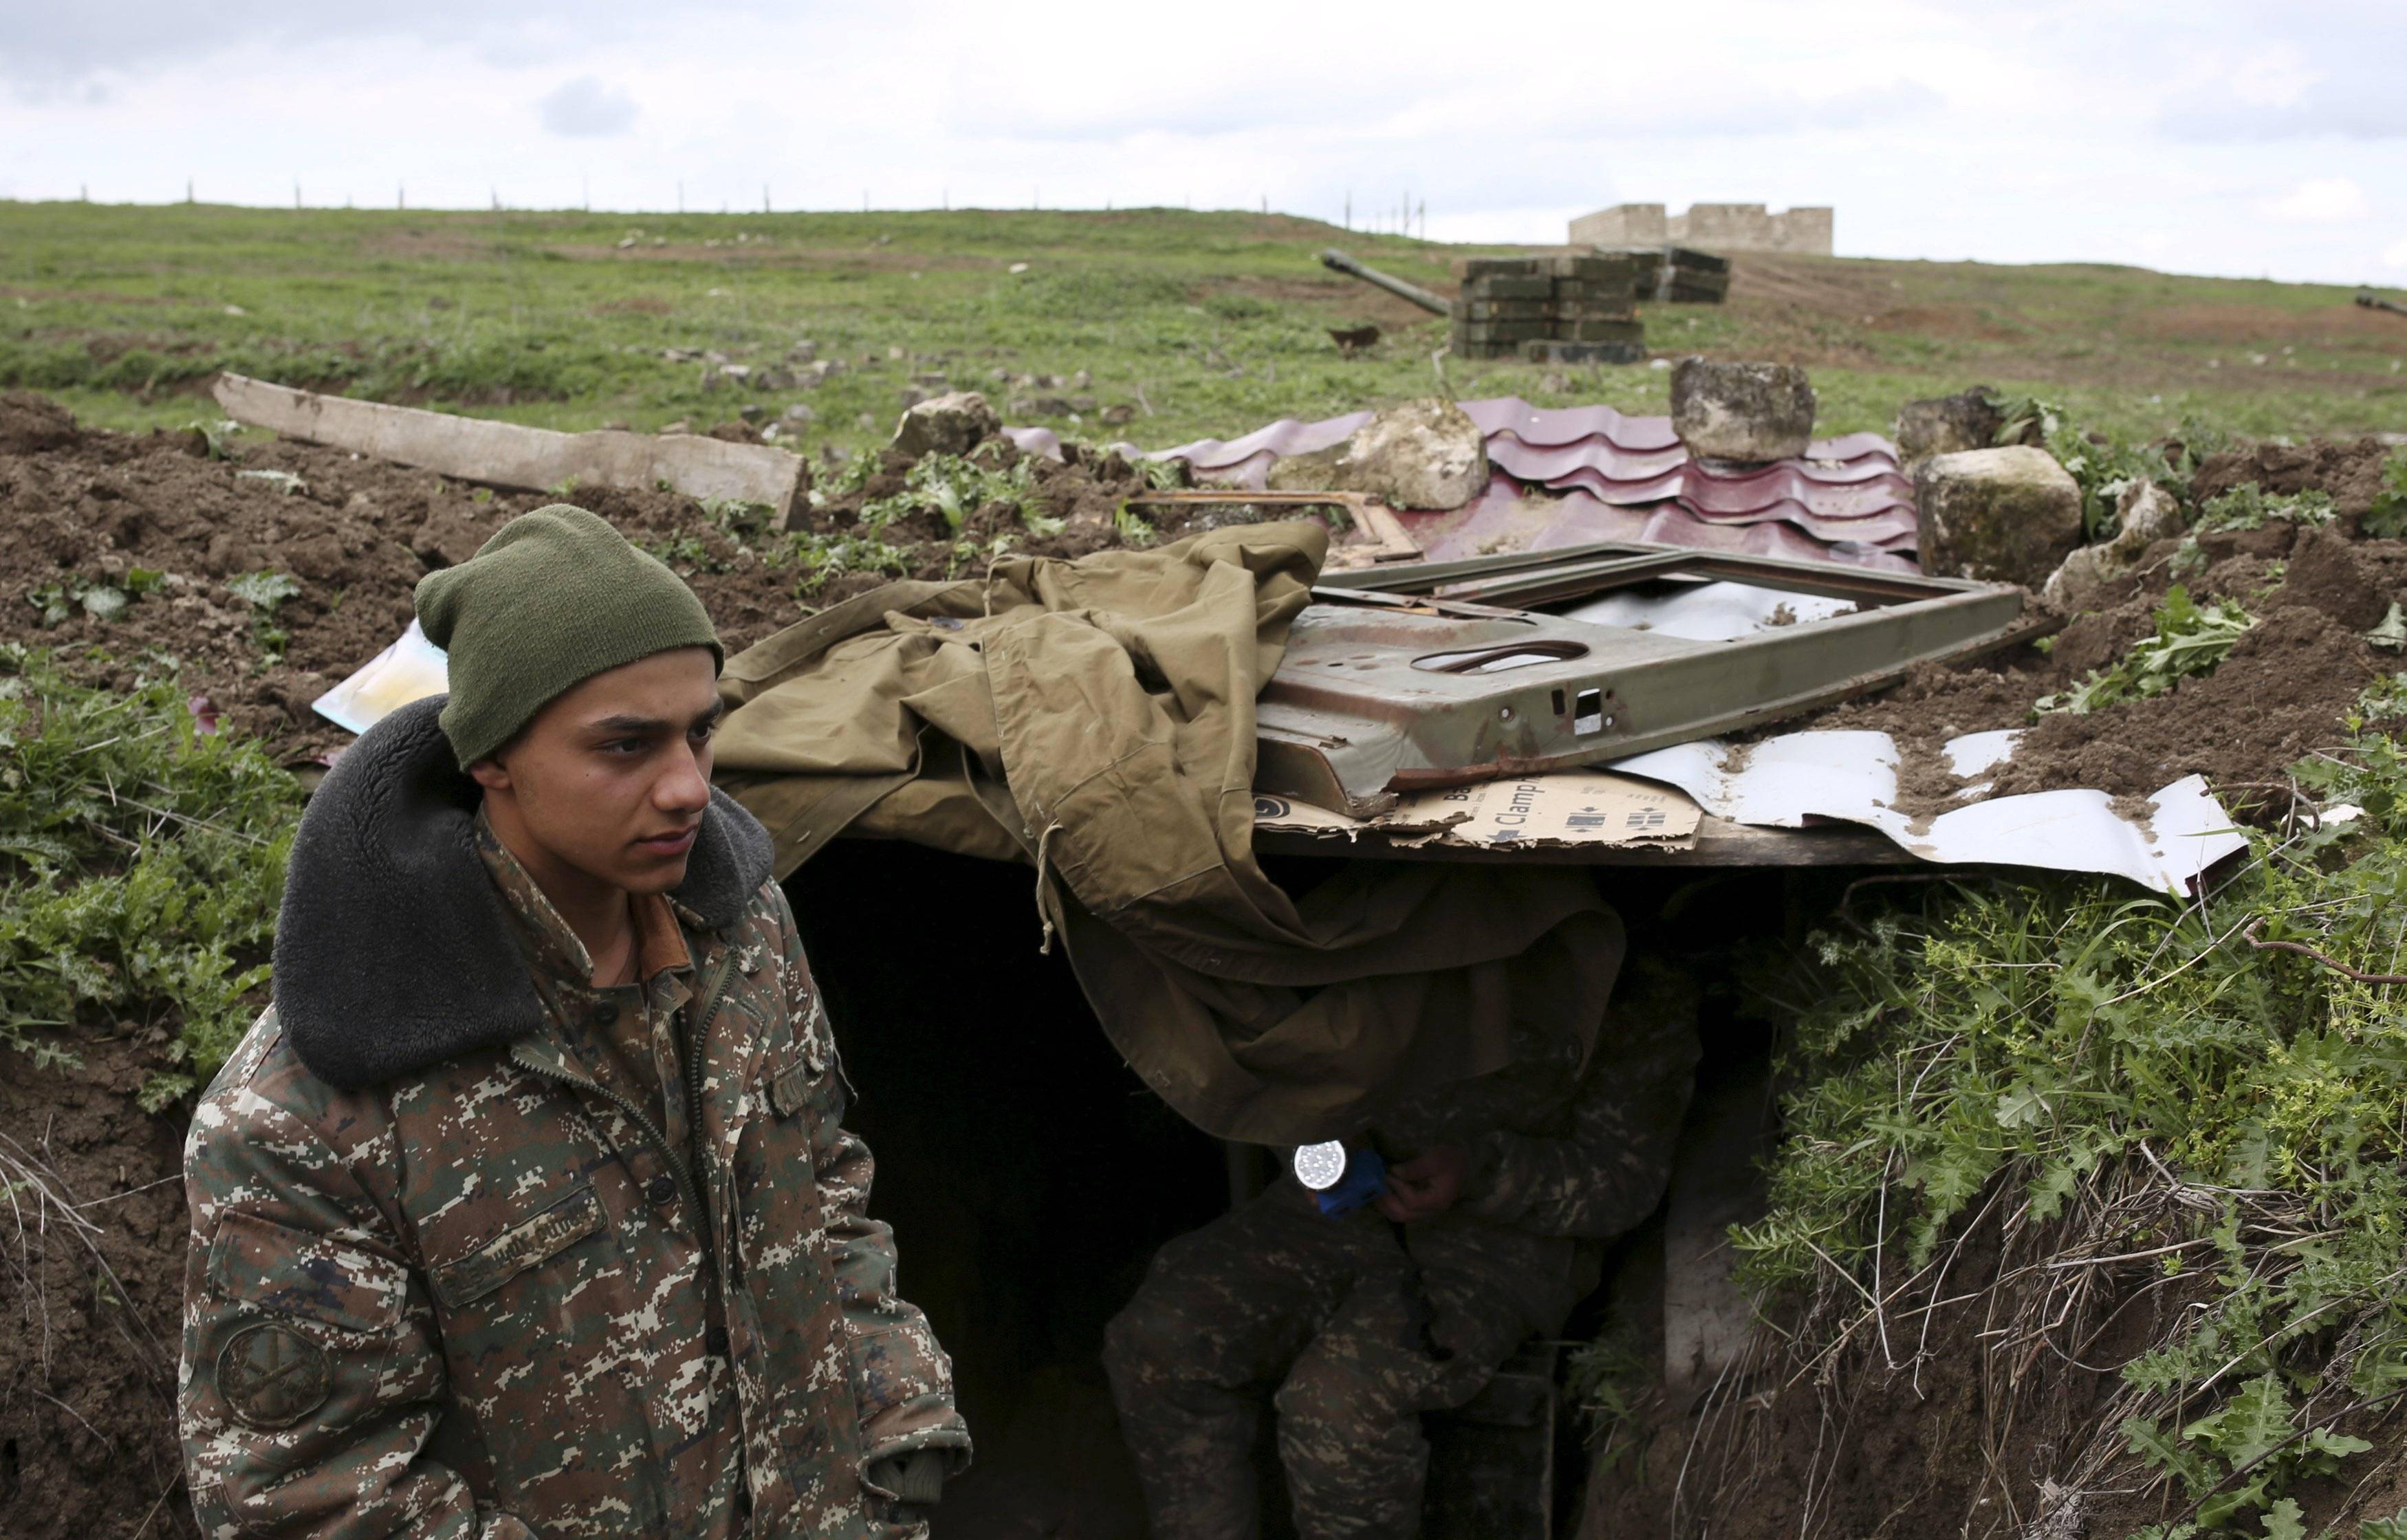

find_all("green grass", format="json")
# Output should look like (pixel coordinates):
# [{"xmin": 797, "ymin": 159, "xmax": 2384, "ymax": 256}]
[{"xmin": 4, "ymin": 201, "xmax": 2404, "ymax": 456}]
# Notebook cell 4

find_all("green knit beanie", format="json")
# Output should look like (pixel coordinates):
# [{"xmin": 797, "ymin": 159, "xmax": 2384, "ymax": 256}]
[{"xmin": 414, "ymin": 505, "xmax": 721, "ymax": 767}]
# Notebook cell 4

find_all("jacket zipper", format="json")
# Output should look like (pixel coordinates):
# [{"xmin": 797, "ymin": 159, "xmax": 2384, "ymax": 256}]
[
  {"xmin": 509, "ymin": 1041, "xmax": 709, "ymax": 1227},
  {"xmin": 682, "ymin": 945, "xmax": 745, "ymax": 1243}
]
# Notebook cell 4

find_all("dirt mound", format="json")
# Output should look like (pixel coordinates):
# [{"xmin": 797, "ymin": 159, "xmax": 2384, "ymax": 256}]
[
  {"xmin": 2190, "ymin": 435, "xmax": 2393, "ymax": 523},
  {"xmin": 0, "ymin": 1032, "xmax": 197, "ymax": 1539},
  {"xmin": 0, "ymin": 390, "xmax": 78, "ymax": 454},
  {"xmin": 0, "ymin": 399, "xmax": 1207, "ymax": 765},
  {"xmin": 1798, "ymin": 441, "xmax": 2405, "ymax": 823}
]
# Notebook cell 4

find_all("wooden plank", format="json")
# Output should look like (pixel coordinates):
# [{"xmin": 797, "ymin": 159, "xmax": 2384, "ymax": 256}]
[
  {"xmin": 1253, "ymin": 813, "xmax": 1917, "ymax": 867},
  {"xmin": 213, "ymin": 373, "xmax": 806, "ymax": 523}
]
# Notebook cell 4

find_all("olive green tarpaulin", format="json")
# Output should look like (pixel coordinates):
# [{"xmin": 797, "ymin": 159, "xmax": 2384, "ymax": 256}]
[{"xmin": 713, "ymin": 522, "xmax": 1624, "ymax": 1145}]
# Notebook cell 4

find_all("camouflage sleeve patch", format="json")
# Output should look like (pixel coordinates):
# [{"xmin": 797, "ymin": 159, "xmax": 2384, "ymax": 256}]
[
  {"xmin": 182, "ymin": 1036, "xmax": 493, "ymax": 1539},
  {"xmin": 215, "ymin": 1320, "xmax": 334, "ymax": 1429}
]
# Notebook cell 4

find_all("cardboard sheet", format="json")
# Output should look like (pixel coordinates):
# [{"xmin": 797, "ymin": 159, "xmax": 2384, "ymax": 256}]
[
  {"xmin": 1254, "ymin": 771, "xmax": 1701, "ymax": 851},
  {"xmin": 1609, "ymin": 730, "xmax": 2248, "ymax": 894}
]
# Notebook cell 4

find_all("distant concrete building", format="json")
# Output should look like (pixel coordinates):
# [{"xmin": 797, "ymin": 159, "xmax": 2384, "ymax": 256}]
[{"xmin": 1569, "ymin": 203, "xmax": 1833, "ymax": 256}]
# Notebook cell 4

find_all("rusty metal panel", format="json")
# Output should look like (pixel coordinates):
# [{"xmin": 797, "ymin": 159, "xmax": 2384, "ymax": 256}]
[{"xmin": 1255, "ymin": 542, "xmax": 2023, "ymax": 817}]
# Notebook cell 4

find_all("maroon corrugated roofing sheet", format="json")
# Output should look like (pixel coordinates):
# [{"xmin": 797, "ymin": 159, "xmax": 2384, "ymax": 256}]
[{"xmin": 1143, "ymin": 398, "xmax": 1919, "ymax": 572}]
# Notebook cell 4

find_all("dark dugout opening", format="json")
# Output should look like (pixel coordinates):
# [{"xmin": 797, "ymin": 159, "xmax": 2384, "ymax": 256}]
[{"xmin": 789, "ymin": 837, "xmax": 1831, "ymax": 1539}]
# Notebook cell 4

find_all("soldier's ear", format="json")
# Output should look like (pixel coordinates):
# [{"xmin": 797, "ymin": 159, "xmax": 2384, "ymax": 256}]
[{"xmin": 467, "ymin": 755, "xmax": 513, "ymax": 793}]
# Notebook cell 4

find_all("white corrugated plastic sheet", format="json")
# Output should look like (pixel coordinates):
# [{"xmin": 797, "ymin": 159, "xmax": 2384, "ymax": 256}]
[{"xmin": 1610, "ymin": 732, "xmax": 2248, "ymax": 895}]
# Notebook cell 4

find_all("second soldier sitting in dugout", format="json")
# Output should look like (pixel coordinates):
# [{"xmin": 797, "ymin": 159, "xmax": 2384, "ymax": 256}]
[{"xmin": 1104, "ymin": 956, "xmax": 1700, "ymax": 1540}]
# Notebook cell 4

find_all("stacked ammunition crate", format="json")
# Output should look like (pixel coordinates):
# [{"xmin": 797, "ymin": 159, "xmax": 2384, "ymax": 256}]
[
  {"xmin": 1449, "ymin": 252, "xmax": 1650, "ymax": 363},
  {"xmin": 1657, "ymin": 245, "xmax": 1731, "ymax": 303},
  {"xmin": 1591, "ymin": 245, "xmax": 1734, "ymax": 305}
]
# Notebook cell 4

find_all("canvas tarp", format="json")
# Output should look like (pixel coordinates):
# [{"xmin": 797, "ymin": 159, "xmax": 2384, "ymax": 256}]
[{"xmin": 712, "ymin": 521, "xmax": 1624, "ymax": 1144}]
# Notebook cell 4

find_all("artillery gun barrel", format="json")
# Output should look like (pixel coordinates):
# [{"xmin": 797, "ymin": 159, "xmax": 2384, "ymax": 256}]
[{"xmin": 1318, "ymin": 248, "xmax": 1450, "ymax": 317}]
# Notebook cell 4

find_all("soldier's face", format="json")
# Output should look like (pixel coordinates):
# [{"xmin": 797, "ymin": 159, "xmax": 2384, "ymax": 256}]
[{"xmin": 470, "ymin": 647, "xmax": 723, "ymax": 896}]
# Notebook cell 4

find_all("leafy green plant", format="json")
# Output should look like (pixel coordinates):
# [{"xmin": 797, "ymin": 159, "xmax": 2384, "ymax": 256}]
[
  {"xmin": 2371, "ymin": 606, "xmax": 2407, "ymax": 654},
  {"xmin": 225, "ymin": 570, "xmax": 303, "ymax": 662},
  {"xmin": 2035, "ymin": 586, "xmax": 2254, "ymax": 714},
  {"xmin": 0, "ymin": 647, "xmax": 301, "ymax": 1100},
  {"xmin": 699, "ymin": 496, "xmax": 772, "ymax": 539},
  {"xmin": 772, "ymin": 531, "xmax": 915, "ymax": 597},
  {"xmin": 944, "ymin": 532, "xmax": 1021, "ymax": 580},
  {"xmin": 2362, "ymin": 1509, "xmax": 2407, "ymax": 1540},
  {"xmin": 2194, "ymin": 483, "xmax": 2336, "ymax": 535},
  {"xmin": 2127, "ymin": 1375, "xmax": 2372, "ymax": 1531},
  {"xmin": 2361, "ymin": 452, "xmax": 2407, "ymax": 540},
  {"xmin": 1113, "ymin": 505, "xmax": 1159, "ymax": 547},
  {"xmin": 179, "ymin": 417, "xmax": 241, "ymax": 459},
  {"xmin": 1137, "ymin": 455, "xmax": 1189, "ymax": 492},
  {"xmin": 1565, "ymin": 1317, "xmax": 1655, "ymax": 1480},
  {"xmin": 809, "ymin": 448, "xmax": 881, "ymax": 508},
  {"xmin": 24, "ymin": 567, "xmax": 165, "ymax": 627},
  {"xmin": 858, "ymin": 451, "xmax": 1046, "ymax": 535},
  {"xmin": 638, "ymin": 533, "xmax": 728, "ymax": 575},
  {"xmin": 2350, "ymin": 672, "xmax": 2407, "ymax": 723}
]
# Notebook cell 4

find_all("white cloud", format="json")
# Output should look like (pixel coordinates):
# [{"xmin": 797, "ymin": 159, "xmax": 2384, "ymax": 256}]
[
  {"xmin": 537, "ymin": 75, "xmax": 636, "ymax": 138},
  {"xmin": 2261, "ymin": 177, "xmax": 2370, "ymax": 223},
  {"xmin": 2228, "ymin": 45, "xmax": 2316, "ymax": 109}
]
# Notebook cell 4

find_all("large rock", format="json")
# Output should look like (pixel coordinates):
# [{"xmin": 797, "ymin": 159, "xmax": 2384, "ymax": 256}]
[
  {"xmin": 1916, "ymin": 446, "xmax": 2084, "ymax": 587},
  {"xmin": 2039, "ymin": 479, "xmax": 2184, "ymax": 609},
  {"xmin": 890, "ymin": 390, "xmax": 999, "ymax": 459},
  {"xmin": 1265, "ymin": 397, "xmax": 1488, "ymax": 511},
  {"xmin": 1668, "ymin": 359, "xmax": 1816, "ymax": 463},
  {"xmin": 1894, "ymin": 385, "xmax": 2002, "ymax": 470}
]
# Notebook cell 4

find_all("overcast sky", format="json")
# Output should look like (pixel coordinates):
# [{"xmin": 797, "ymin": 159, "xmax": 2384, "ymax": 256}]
[{"xmin": 2, "ymin": 0, "xmax": 2400, "ymax": 283}]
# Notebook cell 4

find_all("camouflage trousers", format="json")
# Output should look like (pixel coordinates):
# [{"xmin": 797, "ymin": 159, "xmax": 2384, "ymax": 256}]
[{"xmin": 1103, "ymin": 1180, "xmax": 1536, "ymax": 1540}]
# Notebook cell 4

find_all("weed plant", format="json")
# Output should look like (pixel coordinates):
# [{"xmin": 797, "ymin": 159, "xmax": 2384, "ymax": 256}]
[
  {"xmin": 1732, "ymin": 712, "xmax": 2407, "ymax": 1537},
  {"xmin": 1990, "ymin": 392, "xmax": 2230, "ymax": 541},
  {"xmin": 0, "ymin": 647, "xmax": 300, "ymax": 1105},
  {"xmin": 2194, "ymin": 485, "xmax": 2340, "ymax": 536},
  {"xmin": 2036, "ymin": 586, "xmax": 2256, "ymax": 715}
]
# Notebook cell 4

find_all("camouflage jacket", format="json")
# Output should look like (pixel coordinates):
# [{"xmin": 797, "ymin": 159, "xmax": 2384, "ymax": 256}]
[
  {"xmin": 1369, "ymin": 956, "xmax": 1702, "ymax": 1330},
  {"xmin": 179, "ymin": 697, "xmax": 968, "ymax": 1539}
]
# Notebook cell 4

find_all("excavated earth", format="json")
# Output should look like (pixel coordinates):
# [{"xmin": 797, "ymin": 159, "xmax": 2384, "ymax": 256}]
[
  {"xmin": 1792, "ymin": 435, "xmax": 2404, "ymax": 826},
  {"xmin": 0, "ymin": 391, "xmax": 1189, "ymax": 767},
  {"xmin": 3, "ymin": 387, "xmax": 2401, "ymax": 1539}
]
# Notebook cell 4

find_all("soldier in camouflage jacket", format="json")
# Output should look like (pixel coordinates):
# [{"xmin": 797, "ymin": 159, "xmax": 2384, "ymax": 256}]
[
  {"xmin": 179, "ymin": 508, "xmax": 967, "ymax": 1537},
  {"xmin": 1104, "ymin": 949, "xmax": 1699, "ymax": 1539}
]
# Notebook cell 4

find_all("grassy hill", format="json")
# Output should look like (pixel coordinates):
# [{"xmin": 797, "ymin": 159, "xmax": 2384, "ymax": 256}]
[{"xmin": 5, "ymin": 200, "xmax": 2404, "ymax": 453}]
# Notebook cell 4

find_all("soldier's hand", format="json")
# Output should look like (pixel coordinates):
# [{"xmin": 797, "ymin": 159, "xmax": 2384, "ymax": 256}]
[{"xmin": 1375, "ymin": 1145, "xmax": 1468, "ymax": 1223}]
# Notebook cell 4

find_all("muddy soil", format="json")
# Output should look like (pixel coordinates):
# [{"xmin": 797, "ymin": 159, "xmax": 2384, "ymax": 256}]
[
  {"xmin": 0, "ymin": 1031, "xmax": 198, "ymax": 1539},
  {"xmin": 0, "ymin": 392, "xmax": 1199, "ymax": 767},
  {"xmin": 1577, "ymin": 1207, "xmax": 2407, "ymax": 1540},
  {"xmin": 1790, "ymin": 440, "xmax": 2407, "ymax": 824}
]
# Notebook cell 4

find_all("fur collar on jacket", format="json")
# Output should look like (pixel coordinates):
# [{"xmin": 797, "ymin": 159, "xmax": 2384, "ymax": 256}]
[{"xmin": 272, "ymin": 694, "xmax": 774, "ymax": 1090}]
